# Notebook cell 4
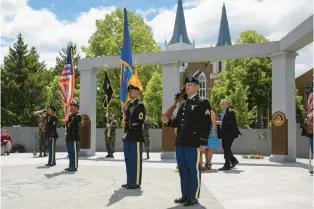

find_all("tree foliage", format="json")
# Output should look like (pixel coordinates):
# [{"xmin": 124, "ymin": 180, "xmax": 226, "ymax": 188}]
[
  {"xmin": 143, "ymin": 69, "xmax": 163, "ymax": 127},
  {"xmin": 1, "ymin": 34, "xmax": 50, "ymax": 126},
  {"xmin": 82, "ymin": 8, "xmax": 162, "ymax": 127}
]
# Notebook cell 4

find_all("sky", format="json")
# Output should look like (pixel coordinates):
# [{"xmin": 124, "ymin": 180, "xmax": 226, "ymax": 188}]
[{"xmin": 0, "ymin": 0, "xmax": 313, "ymax": 77}]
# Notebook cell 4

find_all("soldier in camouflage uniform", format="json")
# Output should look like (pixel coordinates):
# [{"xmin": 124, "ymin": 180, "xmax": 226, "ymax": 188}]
[
  {"xmin": 34, "ymin": 109, "xmax": 48, "ymax": 157},
  {"xmin": 105, "ymin": 113, "xmax": 118, "ymax": 158},
  {"xmin": 143, "ymin": 116, "xmax": 151, "ymax": 159}
]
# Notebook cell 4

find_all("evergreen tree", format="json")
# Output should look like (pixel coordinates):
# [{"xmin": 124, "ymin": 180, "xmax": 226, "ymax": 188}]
[{"xmin": 1, "ymin": 33, "xmax": 48, "ymax": 126}]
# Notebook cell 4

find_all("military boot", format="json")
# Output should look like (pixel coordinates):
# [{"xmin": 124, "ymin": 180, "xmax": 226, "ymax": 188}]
[
  {"xmin": 44, "ymin": 152, "xmax": 47, "ymax": 157},
  {"xmin": 106, "ymin": 153, "xmax": 111, "ymax": 158},
  {"xmin": 146, "ymin": 152, "xmax": 150, "ymax": 159},
  {"xmin": 39, "ymin": 152, "xmax": 43, "ymax": 157},
  {"xmin": 110, "ymin": 152, "xmax": 114, "ymax": 158}
]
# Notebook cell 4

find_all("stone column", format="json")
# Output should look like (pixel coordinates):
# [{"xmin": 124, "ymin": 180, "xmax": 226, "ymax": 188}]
[
  {"xmin": 269, "ymin": 51, "xmax": 298, "ymax": 162},
  {"xmin": 161, "ymin": 62, "xmax": 180, "ymax": 159},
  {"xmin": 79, "ymin": 68, "xmax": 97, "ymax": 157}
]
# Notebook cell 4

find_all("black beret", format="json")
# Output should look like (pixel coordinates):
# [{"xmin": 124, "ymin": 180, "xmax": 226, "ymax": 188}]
[
  {"xmin": 71, "ymin": 101, "xmax": 80, "ymax": 108},
  {"xmin": 185, "ymin": 76, "xmax": 199, "ymax": 84},
  {"xmin": 128, "ymin": 85, "xmax": 140, "ymax": 91},
  {"xmin": 47, "ymin": 105, "xmax": 56, "ymax": 112}
]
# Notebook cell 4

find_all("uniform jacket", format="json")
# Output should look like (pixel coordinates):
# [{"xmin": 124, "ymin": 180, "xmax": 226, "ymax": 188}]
[
  {"xmin": 36, "ymin": 115, "xmax": 46, "ymax": 134},
  {"xmin": 46, "ymin": 114, "xmax": 59, "ymax": 139},
  {"xmin": 217, "ymin": 108, "xmax": 241, "ymax": 140},
  {"xmin": 124, "ymin": 99, "xmax": 146, "ymax": 142},
  {"xmin": 166, "ymin": 94, "xmax": 211, "ymax": 147},
  {"xmin": 66, "ymin": 112, "xmax": 82, "ymax": 141},
  {"xmin": 143, "ymin": 118, "xmax": 150, "ymax": 140},
  {"xmin": 105, "ymin": 119, "xmax": 118, "ymax": 138}
]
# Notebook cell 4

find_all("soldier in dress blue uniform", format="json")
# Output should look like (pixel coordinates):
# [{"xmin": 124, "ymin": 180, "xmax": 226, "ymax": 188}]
[
  {"xmin": 65, "ymin": 101, "xmax": 82, "ymax": 172},
  {"xmin": 162, "ymin": 76, "xmax": 211, "ymax": 206},
  {"xmin": 45, "ymin": 105, "xmax": 59, "ymax": 166},
  {"xmin": 121, "ymin": 85, "xmax": 146, "ymax": 189}
]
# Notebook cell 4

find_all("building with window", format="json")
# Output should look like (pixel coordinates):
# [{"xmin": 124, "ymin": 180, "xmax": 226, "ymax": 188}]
[{"xmin": 165, "ymin": 0, "xmax": 232, "ymax": 98}]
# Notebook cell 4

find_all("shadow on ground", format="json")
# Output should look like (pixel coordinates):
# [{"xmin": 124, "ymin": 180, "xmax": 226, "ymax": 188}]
[
  {"xmin": 36, "ymin": 165, "xmax": 53, "ymax": 169},
  {"xmin": 167, "ymin": 203, "xmax": 208, "ymax": 209},
  {"xmin": 44, "ymin": 170, "xmax": 76, "ymax": 179},
  {"xmin": 107, "ymin": 188, "xmax": 143, "ymax": 207}
]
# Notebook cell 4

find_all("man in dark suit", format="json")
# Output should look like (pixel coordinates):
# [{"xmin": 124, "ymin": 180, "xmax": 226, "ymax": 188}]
[
  {"xmin": 162, "ymin": 76, "xmax": 211, "ymax": 207},
  {"xmin": 121, "ymin": 85, "xmax": 146, "ymax": 190},
  {"xmin": 217, "ymin": 99, "xmax": 241, "ymax": 170}
]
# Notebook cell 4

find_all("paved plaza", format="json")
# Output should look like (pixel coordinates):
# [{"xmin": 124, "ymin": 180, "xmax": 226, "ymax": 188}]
[{"xmin": 1, "ymin": 152, "xmax": 313, "ymax": 209}]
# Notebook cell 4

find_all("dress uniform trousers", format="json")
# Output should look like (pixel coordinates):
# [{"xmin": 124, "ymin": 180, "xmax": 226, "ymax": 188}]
[
  {"xmin": 123, "ymin": 141, "xmax": 143, "ymax": 185},
  {"xmin": 47, "ymin": 138, "xmax": 57, "ymax": 165},
  {"xmin": 176, "ymin": 145, "xmax": 201, "ymax": 199},
  {"xmin": 66, "ymin": 141, "xmax": 79, "ymax": 169}
]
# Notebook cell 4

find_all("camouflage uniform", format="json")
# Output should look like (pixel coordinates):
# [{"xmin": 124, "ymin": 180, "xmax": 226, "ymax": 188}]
[
  {"xmin": 105, "ymin": 119, "xmax": 118, "ymax": 157},
  {"xmin": 35, "ymin": 112, "xmax": 48, "ymax": 156},
  {"xmin": 143, "ymin": 117, "xmax": 151, "ymax": 159}
]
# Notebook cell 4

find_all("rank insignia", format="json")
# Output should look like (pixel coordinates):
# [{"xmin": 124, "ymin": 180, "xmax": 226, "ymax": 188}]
[
  {"xmin": 139, "ymin": 112, "xmax": 144, "ymax": 120},
  {"xmin": 205, "ymin": 109, "xmax": 211, "ymax": 115}
]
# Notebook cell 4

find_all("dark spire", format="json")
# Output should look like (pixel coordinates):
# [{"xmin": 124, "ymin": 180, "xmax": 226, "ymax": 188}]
[
  {"xmin": 168, "ymin": 0, "xmax": 192, "ymax": 45},
  {"xmin": 216, "ymin": 3, "xmax": 232, "ymax": 46}
]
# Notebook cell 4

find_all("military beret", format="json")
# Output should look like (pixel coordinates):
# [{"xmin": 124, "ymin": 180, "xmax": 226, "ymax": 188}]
[
  {"xmin": 71, "ymin": 101, "xmax": 80, "ymax": 108},
  {"xmin": 185, "ymin": 76, "xmax": 199, "ymax": 84},
  {"xmin": 47, "ymin": 105, "xmax": 56, "ymax": 112},
  {"xmin": 128, "ymin": 85, "xmax": 140, "ymax": 91}
]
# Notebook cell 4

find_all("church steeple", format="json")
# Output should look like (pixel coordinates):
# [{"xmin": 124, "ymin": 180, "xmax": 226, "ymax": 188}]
[
  {"xmin": 216, "ymin": 3, "xmax": 232, "ymax": 46},
  {"xmin": 168, "ymin": 0, "xmax": 192, "ymax": 45}
]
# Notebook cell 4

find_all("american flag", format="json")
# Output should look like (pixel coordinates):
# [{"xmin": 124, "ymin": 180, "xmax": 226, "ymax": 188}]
[{"xmin": 60, "ymin": 45, "xmax": 76, "ymax": 121}]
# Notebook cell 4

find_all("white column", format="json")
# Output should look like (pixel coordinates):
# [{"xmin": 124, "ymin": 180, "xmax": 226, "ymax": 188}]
[
  {"xmin": 79, "ymin": 68, "xmax": 97, "ymax": 157},
  {"xmin": 270, "ymin": 51, "xmax": 298, "ymax": 162},
  {"xmin": 161, "ymin": 62, "xmax": 180, "ymax": 159},
  {"xmin": 162, "ymin": 62, "xmax": 180, "ymax": 113}
]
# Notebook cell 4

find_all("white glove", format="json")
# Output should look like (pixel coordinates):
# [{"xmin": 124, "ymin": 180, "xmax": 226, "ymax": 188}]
[{"xmin": 106, "ymin": 124, "xmax": 110, "ymax": 128}]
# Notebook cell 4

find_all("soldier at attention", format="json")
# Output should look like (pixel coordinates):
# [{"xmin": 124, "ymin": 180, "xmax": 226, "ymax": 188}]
[
  {"xmin": 65, "ymin": 101, "xmax": 82, "ymax": 172},
  {"xmin": 122, "ymin": 85, "xmax": 146, "ymax": 189},
  {"xmin": 162, "ymin": 76, "xmax": 211, "ymax": 207},
  {"xmin": 105, "ymin": 112, "xmax": 118, "ymax": 158},
  {"xmin": 45, "ymin": 105, "xmax": 59, "ymax": 166},
  {"xmin": 34, "ymin": 109, "xmax": 48, "ymax": 157},
  {"xmin": 143, "ymin": 116, "xmax": 151, "ymax": 159}
]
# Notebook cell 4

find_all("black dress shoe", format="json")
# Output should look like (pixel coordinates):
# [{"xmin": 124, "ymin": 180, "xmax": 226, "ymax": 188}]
[
  {"xmin": 183, "ymin": 197, "xmax": 198, "ymax": 206},
  {"xmin": 231, "ymin": 159, "xmax": 239, "ymax": 168},
  {"xmin": 121, "ymin": 184, "xmax": 129, "ymax": 188},
  {"xmin": 174, "ymin": 197, "xmax": 188, "ymax": 203},
  {"xmin": 65, "ymin": 168, "xmax": 70, "ymax": 171},
  {"xmin": 67, "ymin": 167, "xmax": 77, "ymax": 172},
  {"xmin": 218, "ymin": 165, "xmax": 230, "ymax": 171},
  {"xmin": 45, "ymin": 163, "xmax": 56, "ymax": 167},
  {"xmin": 126, "ymin": 184, "xmax": 140, "ymax": 189}
]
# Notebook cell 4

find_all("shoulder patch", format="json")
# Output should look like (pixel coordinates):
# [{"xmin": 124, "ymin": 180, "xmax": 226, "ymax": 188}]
[{"xmin": 139, "ymin": 112, "xmax": 144, "ymax": 120}]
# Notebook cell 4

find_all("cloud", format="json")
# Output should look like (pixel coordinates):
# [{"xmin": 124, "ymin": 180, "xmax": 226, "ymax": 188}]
[
  {"xmin": 145, "ymin": 0, "xmax": 313, "ymax": 76},
  {"xmin": 0, "ymin": 0, "xmax": 115, "ymax": 67},
  {"xmin": 0, "ymin": 0, "xmax": 313, "ymax": 76}
]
